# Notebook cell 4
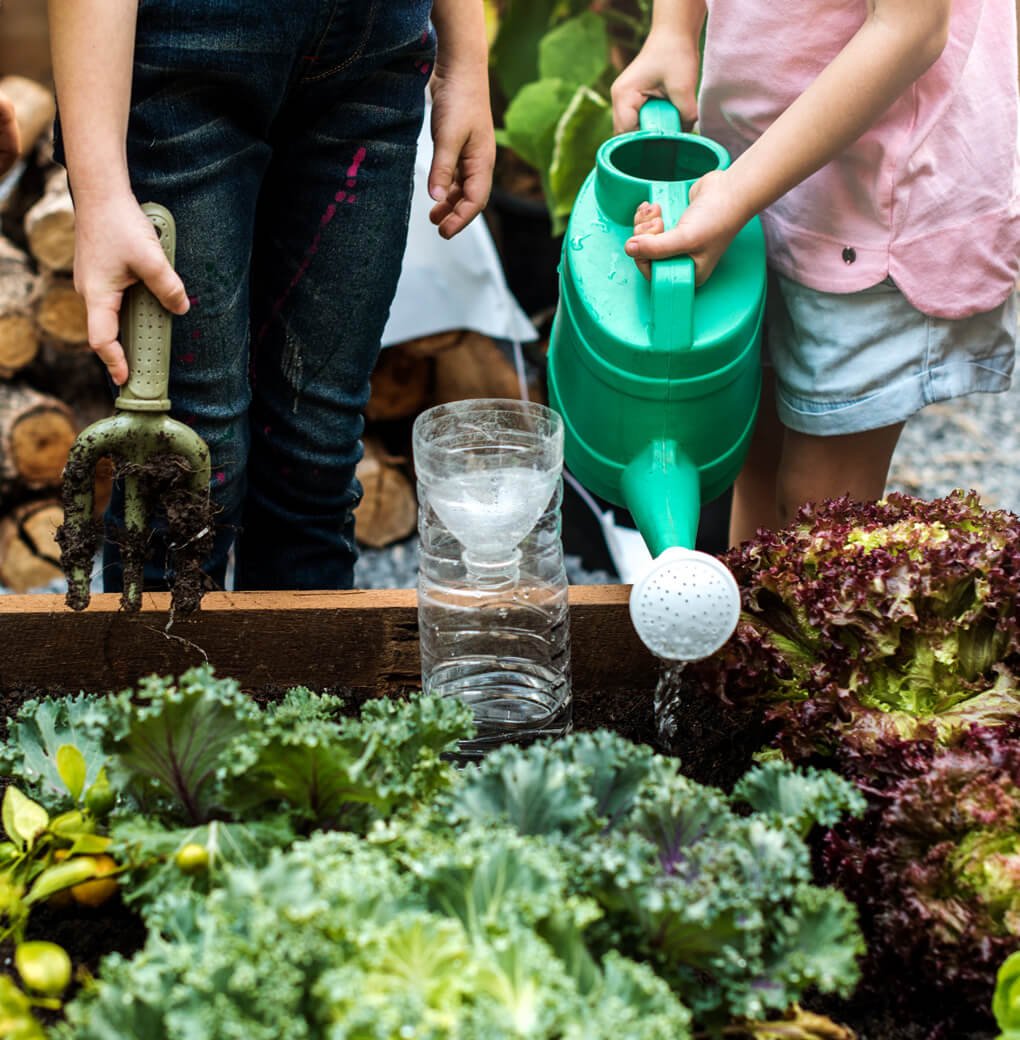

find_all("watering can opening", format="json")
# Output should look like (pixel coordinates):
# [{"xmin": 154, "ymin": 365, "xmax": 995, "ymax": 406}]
[{"xmin": 605, "ymin": 135, "xmax": 723, "ymax": 186}]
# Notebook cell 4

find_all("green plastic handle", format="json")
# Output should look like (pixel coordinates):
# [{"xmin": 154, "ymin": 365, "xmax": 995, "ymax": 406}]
[
  {"xmin": 649, "ymin": 179, "xmax": 695, "ymax": 353},
  {"xmin": 115, "ymin": 202, "xmax": 176, "ymax": 412},
  {"xmin": 635, "ymin": 99, "xmax": 696, "ymax": 353},
  {"xmin": 639, "ymin": 98, "xmax": 683, "ymax": 134}
]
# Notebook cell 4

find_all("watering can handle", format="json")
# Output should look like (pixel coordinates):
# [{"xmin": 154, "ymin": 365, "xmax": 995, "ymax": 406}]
[
  {"xmin": 635, "ymin": 99, "xmax": 696, "ymax": 352},
  {"xmin": 648, "ymin": 180, "xmax": 695, "ymax": 353},
  {"xmin": 639, "ymin": 98, "xmax": 683, "ymax": 135},
  {"xmin": 115, "ymin": 202, "xmax": 176, "ymax": 413}
]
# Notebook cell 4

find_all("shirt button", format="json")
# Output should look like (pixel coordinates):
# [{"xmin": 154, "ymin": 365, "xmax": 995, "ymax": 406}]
[{"xmin": 842, "ymin": 246, "xmax": 857, "ymax": 264}]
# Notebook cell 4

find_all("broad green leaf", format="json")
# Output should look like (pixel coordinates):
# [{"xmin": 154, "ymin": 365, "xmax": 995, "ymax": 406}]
[
  {"xmin": 105, "ymin": 667, "xmax": 260, "ymax": 824},
  {"xmin": 490, "ymin": 0, "xmax": 554, "ymax": 99},
  {"xmin": 502, "ymin": 78, "xmax": 578, "ymax": 174},
  {"xmin": 24, "ymin": 857, "xmax": 101, "ymax": 904},
  {"xmin": 0, "ymin": 695, "xmax": 109, "ymax": 809},
  {"xmin": 15, "ymin": 941, "xmax": 71, "ymax": 997},
  {"xmin": 48, "ymin": 810, "xmax": 93, "ymax": 839},
  {"xmin": 2, "ymin": 789, "xmax": 48, "ymax": 851},
  {"xmin": 548, "ymin": 86, "xmax": 615, "ymax": 233},
  {"xmin": 0, "ymin": 976, "xmax": 46, "ymax": 1040},
  {"xmin": 56, "ymin": 744, "xmax": 87, "ymax": 802},
  {"xmin": 538, "ymin": 12, "xmax": 610, "ymax": 89},
  {"xmin": 68, "ymin": 834, "xmax": 112, "ymax": 855}
]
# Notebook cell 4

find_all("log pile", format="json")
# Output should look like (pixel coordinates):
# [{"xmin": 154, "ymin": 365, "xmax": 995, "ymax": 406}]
[
  {"xmin": 0, "ymin": 77, "xmax": 539, "ymax": 589},
  {"xmin": 0, "ymin": 76, "xmax": 105, "ymax": 592}
]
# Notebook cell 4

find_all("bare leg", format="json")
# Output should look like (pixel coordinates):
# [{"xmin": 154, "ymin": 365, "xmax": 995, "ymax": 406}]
[
  {"xmin": 776, "ymin": 421, "xmax": 905, "ymax": 527},
  {"xmin": 729, "ymin": 367, "xmax": 784, "ymax": 544},
  {"xmin": 731, "ymin": 366, "xmax": 905, "ymax": 542}
]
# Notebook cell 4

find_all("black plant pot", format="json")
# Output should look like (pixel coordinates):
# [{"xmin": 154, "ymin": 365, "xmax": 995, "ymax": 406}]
[{"xmin": 488, "ymin": 187, "xmax": 564, "ymax": 320}]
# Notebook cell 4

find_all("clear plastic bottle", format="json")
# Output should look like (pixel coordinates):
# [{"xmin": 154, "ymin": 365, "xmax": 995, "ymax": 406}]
[{"xmin": 413, "ymin": 399, "xmax": 571, "ymax": 756}]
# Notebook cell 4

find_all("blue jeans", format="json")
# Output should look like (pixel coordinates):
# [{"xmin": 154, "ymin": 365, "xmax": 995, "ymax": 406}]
[{"xmin": 64, "ymin": 0, "xmax": 434, "ymax": 591}]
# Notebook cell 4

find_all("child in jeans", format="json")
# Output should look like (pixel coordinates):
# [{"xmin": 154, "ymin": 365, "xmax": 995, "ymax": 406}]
[
  {"xmin": 613, "ymin": 0, "xmax": 1019, "ymax": 544},
  {"xmin": 47, "ymin": 0, "xmax": 494, "ymax": 592}
]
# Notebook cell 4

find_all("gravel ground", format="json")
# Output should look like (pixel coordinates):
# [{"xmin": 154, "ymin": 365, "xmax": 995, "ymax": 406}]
[{"xmin": 887, "ymin": 379, "xmax": 1020, "ymax": 513}]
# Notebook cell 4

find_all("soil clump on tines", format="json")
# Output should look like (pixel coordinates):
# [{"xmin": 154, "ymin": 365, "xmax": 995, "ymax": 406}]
[{"xmin": 57, "ymin": 448, "xmax": 215, "ymax": 614}]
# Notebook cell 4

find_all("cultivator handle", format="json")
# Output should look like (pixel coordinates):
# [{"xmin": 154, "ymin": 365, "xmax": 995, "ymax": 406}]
[{"xmin": 116, "ymin": 202, "xmax": 175, "ymax": 412}]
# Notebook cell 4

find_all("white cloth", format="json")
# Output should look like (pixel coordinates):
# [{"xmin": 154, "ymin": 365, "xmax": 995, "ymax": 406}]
[{"xmin": 381, "ymin": 98, "xmax": 537, "ymax": 347}]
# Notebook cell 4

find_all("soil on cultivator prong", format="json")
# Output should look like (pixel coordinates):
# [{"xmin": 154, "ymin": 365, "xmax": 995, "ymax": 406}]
[{"xmin": 57, "ymin": 447, "xmax": 216, "ymax": 615}]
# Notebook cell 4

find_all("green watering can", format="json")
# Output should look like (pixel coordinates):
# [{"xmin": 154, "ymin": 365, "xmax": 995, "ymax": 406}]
[{"xmin": 547, "ymin": 99, "xmax": 766, "ymax": 661}]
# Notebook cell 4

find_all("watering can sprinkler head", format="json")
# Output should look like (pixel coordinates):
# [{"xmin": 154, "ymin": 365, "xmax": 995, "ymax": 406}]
[
  {"xmin": 618, "ymin": 438, "xmax": 742, "ymax": 661},
  {"xmin": 57, "ymin": 203, "xmax": 213, "ymax": 614}
]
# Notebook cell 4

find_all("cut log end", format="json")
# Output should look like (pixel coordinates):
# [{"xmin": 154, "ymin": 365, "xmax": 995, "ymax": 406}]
[
  {"xmin": 10, "ymin": 408, "xmax": 77, "ymax": 487},
  {"xmin": 0, "ymin": 498, "xmax": 64, "ymax": 593},
  {"xmin": 36, "ymin": 279, "xmax": 88, "ymax": 346},
  {"xmin": 0, "ymin": 313, "xmax": 40, "ymax": 377}
]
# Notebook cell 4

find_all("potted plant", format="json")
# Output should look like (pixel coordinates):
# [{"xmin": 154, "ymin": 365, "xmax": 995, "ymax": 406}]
[{"xmin": 485, "ymin": 0, "xmax": 650, "ymax": 318}]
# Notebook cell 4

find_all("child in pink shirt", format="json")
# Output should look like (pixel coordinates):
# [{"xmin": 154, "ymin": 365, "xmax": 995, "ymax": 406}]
[{"xmin": 614, "ymin": 0, "xmax": 1019, "ymax": 543}]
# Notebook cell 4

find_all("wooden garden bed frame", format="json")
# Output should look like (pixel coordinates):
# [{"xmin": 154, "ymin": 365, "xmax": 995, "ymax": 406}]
[{"xmin": 0, "ymin": 586, "xmax": 658, "ymax": 696}]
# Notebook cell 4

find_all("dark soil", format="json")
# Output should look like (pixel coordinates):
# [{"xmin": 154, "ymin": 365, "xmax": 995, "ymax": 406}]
[
  {"xmin": 57, "ymin": 446, "xmax": 215, "ymax": 615},
  {"xmin": 1, "ymin": 897, "xmax": 146, "ymax": 1027}
]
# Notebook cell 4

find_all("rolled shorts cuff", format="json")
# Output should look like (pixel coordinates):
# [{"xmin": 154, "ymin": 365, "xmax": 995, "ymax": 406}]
[
  {"xmin": 775, "ymin": 353, "xmax": 1016, "ymax": 435},
  {"xmin": 765, "ymin": 272, "xmax": 1018, "ymax": 437}
]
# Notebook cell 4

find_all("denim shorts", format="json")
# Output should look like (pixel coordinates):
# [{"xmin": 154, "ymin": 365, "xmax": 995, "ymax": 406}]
[{"xmin": 764, "ymin": 272, "xmax": 1018, "ymax": 435}]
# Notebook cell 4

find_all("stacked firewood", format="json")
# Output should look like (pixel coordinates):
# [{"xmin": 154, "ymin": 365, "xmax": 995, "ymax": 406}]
[
  {"xmin": 0, "ymin": 75, "xmax": 103, "ymax": 592},
  {"xmin": 0, "ymin": 77, "xmax": 536, "ymax": 591}
]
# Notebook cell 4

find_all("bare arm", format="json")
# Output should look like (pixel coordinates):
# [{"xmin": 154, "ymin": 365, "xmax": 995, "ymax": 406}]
[
  {"xmin": 427, "ymin": 0, "xmax": 495, "ymax": 238},
  {"xmin": 48, "ymin": 0, "xmax": 187, "ymax": 385},
  {"xmin": 611, "ymin": 0, "xmax": 707, "ymax": 132},
  {"xmin": 623, "ymin": 0, "xmax": 952, "ymax": 282}
]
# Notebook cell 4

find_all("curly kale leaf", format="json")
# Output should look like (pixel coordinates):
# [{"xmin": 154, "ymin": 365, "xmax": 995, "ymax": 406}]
[
  {"xmin": 103, "ymin": 665, "xmax": 260, "ymax": 824},
  {"xmin": 0, "ymin": 694, "xmax": 109, "ymax": 810},
  {"xmin": 445, "ymin": 730, "xmax": 658, "ymax": 838},
  {"xmin": 59, "ymin": 827, "xmax": 693, "ymax": 1040},
  {"xmin": 222, "ymin": 690, "xmax": 472, "ymax": 829},
  {"xmin": 448, "ymin": 737, "xmax": 863, "ymax": 1024},
  {"xmin": 109, "ymin": 813, "xmax": 295, "ymax": 919},
  {"xmin": 733, "ymin": 760, "xmax": 866, "ymax": 839}
]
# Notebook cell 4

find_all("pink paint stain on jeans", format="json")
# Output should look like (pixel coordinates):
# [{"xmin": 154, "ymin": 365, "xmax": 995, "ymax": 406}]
[{"xmin": 257, "ymin": 146, "xmax": 367, "ymax": 346}]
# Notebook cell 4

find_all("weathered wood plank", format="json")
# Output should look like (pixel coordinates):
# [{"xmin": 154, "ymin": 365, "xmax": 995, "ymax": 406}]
[{"xmin": 0, "ymin": 586, "xmax": 658, "ymax": 696}]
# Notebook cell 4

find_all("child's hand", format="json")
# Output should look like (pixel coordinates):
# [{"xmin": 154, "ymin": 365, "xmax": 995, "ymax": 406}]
[
  {"xmin": 427, "ymin": 64, "xmax": 495, "ymax": 240},
  {"xmin": 72, "ymin": 192, "xmax": 190, "ymax": 385},
  {"xmin": 0, "ymin": 90, "xmax": 21, "ymax": 176},
  {"xmin": 625, "ymin": 170, "xmax": 748, "ymax": 285},
  {"xmin": 611, "ymin": 29, "xmax": 701, "ymax": 133}
]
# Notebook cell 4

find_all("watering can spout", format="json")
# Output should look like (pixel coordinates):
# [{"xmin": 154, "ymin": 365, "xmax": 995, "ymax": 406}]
[
  {"xmin": 619, "ymin": 439, "xmax": 742, "ymax": 662},
  {"xmin": 620, "ymin": 439, "xmax": 700, "ymax": 557}
]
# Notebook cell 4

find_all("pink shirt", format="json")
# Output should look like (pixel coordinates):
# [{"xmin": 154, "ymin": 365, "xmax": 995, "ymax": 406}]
[{"xmin": 698, "ymin": 0, "xmax": 1020, "ymax": 319}]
